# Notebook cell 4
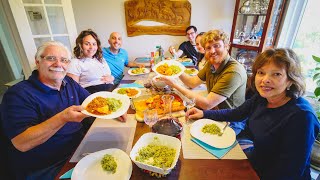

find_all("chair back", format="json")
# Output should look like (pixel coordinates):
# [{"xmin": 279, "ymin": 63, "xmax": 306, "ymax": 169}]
[{"xmin": 0, "ymin": 103, "xmax": 14, "ymax": 179}]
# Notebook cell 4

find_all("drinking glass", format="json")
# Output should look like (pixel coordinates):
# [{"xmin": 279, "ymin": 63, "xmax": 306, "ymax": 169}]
[
  {"xmin": 144, "ymin": 109, "xmax": 158, "ymax": 127},
  {"xmin": 183, "ymin": 97, "xmax": 196, "ymax": 125},
  {"xmin": 183, "ymin": 97, "xmax": 196, "ymax": 111}
]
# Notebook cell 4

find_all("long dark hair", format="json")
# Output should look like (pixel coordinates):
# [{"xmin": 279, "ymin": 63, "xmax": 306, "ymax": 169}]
[{"xmin": 73, "ymin": 29, "xmax": 103, "ymax": 61}]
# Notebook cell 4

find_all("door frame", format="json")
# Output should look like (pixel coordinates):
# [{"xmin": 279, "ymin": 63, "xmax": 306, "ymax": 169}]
[
  {"xmin": 1, "ymin": 0, "xmax": 31, "ymax": 78},
  {"xmin": 6, "ymin": 0, "xmax": 78, "ymax": 78}
]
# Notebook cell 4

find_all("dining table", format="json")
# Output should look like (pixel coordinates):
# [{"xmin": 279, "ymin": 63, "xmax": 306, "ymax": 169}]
[{"xmin": 55, "ymin": 61, "xmax": 259, "ymax": 180}]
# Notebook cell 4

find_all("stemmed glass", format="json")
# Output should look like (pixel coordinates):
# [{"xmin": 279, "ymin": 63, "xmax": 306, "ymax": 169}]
[
  {"xmin": 183, "ymin": 97, "xmax": 196, "ymax": 125},
  {"xmin": 143, "ymin": 109, "xmax": 158, "ymax": 128}
]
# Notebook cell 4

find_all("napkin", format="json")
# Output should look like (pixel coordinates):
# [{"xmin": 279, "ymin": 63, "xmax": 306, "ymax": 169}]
[
  {"xmin": 135, "ymin": 57, "xmax": 151, "ymax": 63},
  {"xmin": 118, "ymin": 83, "xmax": 144, "ymax": 88},
  {"xmin": 181, "ymin": 62, "xmax": 194, "ymax": 66},
  {"xmin": 191, "ymin": 137, "xmax": 237, "ymax": 159},
  {"xmin": 59, "ymin": 168, "xmax": 74, "ymax": 179}
]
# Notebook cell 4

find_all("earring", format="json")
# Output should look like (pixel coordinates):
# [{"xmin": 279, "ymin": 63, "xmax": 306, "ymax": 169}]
[{"xmin": 286, "ymin": 86, "xmax": 290, "ymax": 90}]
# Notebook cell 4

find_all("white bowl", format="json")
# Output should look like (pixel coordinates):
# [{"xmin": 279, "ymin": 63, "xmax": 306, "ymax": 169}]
[
  {"xmin": 152, "ymin": 75, "xmax": 168, "ymax": 89},
  {"xmin": 129, "ymin": 133, "xmax": 181, "ymax": 175}
]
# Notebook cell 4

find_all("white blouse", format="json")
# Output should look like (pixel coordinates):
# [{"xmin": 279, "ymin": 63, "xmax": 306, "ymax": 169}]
[{"xmin": 67, "ymin": 57, "xmax": 112, "ymax": 88}]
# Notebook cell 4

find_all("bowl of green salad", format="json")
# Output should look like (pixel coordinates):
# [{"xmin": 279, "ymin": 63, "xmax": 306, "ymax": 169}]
[{"xmin": 129, "ymin": 132, "xmax": 181, "ymax": 175}]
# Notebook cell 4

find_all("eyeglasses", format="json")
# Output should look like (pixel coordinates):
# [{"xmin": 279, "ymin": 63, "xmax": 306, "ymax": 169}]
[
  {"xmin": 41, "ymin": 56, "xmax": 71, "ymax": 64},
  {"xmin": 186, "ymin": 32, "xmax": 195, "ymax": 36},
  {"xmin": 205, "ymin": 44, "xmax": 223, "ymax": 51}
]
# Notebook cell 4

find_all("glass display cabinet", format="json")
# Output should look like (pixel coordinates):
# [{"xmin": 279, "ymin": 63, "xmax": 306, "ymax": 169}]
[{"xmin": 229, "ymin": 0, "xmax": 287, "ymax": 73}]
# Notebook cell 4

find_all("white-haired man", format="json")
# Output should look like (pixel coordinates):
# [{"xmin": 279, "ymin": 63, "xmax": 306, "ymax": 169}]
[{"xmin": 1, "ymin": 41, "xmax": 91, "ymax": 179}]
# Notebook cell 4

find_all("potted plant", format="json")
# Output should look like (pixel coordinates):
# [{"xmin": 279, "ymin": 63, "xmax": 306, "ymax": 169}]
[{"xmin": 310, "ymin": 55, "xmax": 320, "ymax": 171}]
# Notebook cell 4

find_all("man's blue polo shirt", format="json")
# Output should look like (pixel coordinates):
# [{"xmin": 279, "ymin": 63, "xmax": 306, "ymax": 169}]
[
  {"xmin": 102, "ymin": 47, "xmax": 129, "ymax": 84},
  {"xmin": 1, "ymin": 70, "xmax": 90, "ymax": 175}
]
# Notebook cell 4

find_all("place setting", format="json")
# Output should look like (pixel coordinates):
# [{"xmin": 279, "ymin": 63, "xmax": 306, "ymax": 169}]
[
  {"xmin": 181, "ymin": 118, "xmax": 247, "ymax": 160},
  {"xmin": 127, "ymin": 67, "xmax": 150, "ymax": 76},
  {"xmin": 71, "ymin": 148, "xmax": 133, "ymax": 180}
]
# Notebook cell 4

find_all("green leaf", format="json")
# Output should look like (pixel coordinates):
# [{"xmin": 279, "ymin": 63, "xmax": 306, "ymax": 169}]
[
  {"xmin": 314, "ymin": 73, "xmax": 320, "ymax": 81},
  {"xmin": 313, "ymin": 55, "xmax": 320, "ymax": 63},
  {"xmin": 316, "ymin": 67, "xmax": 320, "ymax": 71},
  {"xmin": 317, "ymin": 111, "xmax": 320, "ymax": 119},
  {"xmin": 314, "ymin": 87, "xmax": 320, "ymax": 97}
]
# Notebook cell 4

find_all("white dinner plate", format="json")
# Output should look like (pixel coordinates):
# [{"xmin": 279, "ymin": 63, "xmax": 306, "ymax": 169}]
[
  {"xmin": 112, "ymin": 87, "xmax": 141, "ymax": 98},
  {"xmin": 190, "ymin": 119, "xmax": 236, "ymax": 149},
  {"xmin": 71, "ymin": 148, "xmax": 132, "ymax": 180},
  {"xmin": 81, "ymin": 91, "xmax": 130, "ymax": 119},
  {"xmin": 128, "ymin": 68, "xmax": 150, "ymax": 76},
  {"xmin": 184, "ymin": 68, "xmax": 199, "ymax": 76},
  {"xmin": 152, "ymin": 60, "xmax": 186, "ymax": 78}
]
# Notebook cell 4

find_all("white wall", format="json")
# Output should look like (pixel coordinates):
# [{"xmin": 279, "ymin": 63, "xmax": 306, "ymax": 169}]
[{"xmin": 71, "ymin": 0, "xmax": 235, "ymax": 60}]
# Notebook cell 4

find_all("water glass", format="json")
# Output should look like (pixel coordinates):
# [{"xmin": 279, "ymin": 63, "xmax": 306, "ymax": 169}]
[
  {"xmin": 183, "ymin": 97, "xmax": 196, "ymax": 111},
  {"xmin": 144, "ymin": 109, "xmax": 158, "ymax": 127},
  {"xmin": 183, "ymin": 97, "xmax": 196, "ymax": 125}
]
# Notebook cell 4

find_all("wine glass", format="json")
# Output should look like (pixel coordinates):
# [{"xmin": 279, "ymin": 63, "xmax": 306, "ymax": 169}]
[
  {"xmin": 143, "ymin": 109, "xmax": 158, "ymax": 128},
  {"xmin": 183, "ymin": 97, "xmax": 196, "ymax": 111},
  {"xmin": 183, "ymin": 97, "xmax": 196, "ymax": 125}
]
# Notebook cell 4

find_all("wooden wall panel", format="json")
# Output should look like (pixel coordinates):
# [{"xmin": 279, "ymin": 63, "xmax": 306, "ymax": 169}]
[{"xmin": 124, "ymin": 0, "xmax": 191, "ymax": 36}]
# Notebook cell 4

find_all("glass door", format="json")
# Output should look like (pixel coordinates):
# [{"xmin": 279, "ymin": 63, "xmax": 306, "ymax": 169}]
[{"xmin": 9, "ymin": 0, "xmax": 77, "ymax": 74}]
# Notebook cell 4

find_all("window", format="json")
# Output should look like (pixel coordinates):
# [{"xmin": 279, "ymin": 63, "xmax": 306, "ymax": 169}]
[
  {"xmin": 278, "ymin": 0, "xmax": 320, "ymax": 93},
  {"xmin": 291, "ymin": 0, "xmax": 320, "ymax": 93}
]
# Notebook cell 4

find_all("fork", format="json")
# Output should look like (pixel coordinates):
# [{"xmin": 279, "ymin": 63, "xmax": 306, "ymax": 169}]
[{"xmin": 221, "ymin": 122, "xmax": 229, "ymax": 135}]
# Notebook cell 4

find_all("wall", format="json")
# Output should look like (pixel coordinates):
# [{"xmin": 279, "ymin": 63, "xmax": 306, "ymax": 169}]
[{"xmin": 71, "ymin": 0, "xmax": 235, "ymax": 60}]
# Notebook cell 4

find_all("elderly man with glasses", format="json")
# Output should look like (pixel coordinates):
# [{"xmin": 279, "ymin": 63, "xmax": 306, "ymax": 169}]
[
  {"xmin": 0, "ymin": 41, "xmax": 92, "ymax": 179},
  {"xmin": 169, "ymin": 25, "xmax": 203, "ymax": 65}
]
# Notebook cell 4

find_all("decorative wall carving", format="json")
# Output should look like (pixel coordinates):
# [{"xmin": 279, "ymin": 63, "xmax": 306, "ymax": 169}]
[{"xmin": 124, "ymin": 0, "xmax": 191, "ymax": 36}]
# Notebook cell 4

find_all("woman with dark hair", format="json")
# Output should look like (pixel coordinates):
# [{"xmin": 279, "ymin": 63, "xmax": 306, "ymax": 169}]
[
  {"xmin": 186, "ymin": 48, "xmax": 320, "ymax": 179},
  {"xmin": 67, "ymin": 29, "xmax": 114, "ymax": 93},
  {"xmin": 195, "ymin": 32, "xmax": 206, "ymax": 70}
]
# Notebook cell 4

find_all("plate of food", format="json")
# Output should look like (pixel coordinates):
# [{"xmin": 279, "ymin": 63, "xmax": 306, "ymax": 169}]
[
  {"xmin": 184, "ymin": 68, "xmax": 199, "ymax": 76},
  {"xmin": 128, "ymin": 67, "xmax": 150, "ymax": 75},
  {"xmin": 112, "ymin": 87, "xmax": 141, "ymax": 98},
  {"xmin": 152, "ymin": 60, "xmax": 185, "ymax": 78},
  {"xmin": 81, "ymin": 91, "xmax": 130, "ymax": 119},
  {"xmin": 132, "ymin": 93, "xmax": 185, "ymax": 121},
  {"xmin": 71, "ymin": 148, "xmax": 132, "ymax": 180},
  {"xmin": 190, "ymin": 119, "xmax": 236, "ymax": 149}
]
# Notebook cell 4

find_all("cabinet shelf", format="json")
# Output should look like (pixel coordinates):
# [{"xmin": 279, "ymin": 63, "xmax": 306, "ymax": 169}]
[
  {"xmin": 231, "ymin": 43, "xmax": 260, "ymax": 51},
  {"xmin": 238, "ymin": 13, "xmax": 267, "ymax": 16},
  {"xmin": 229, "ymin": 0, "xmax": 287, "ymax": 72}
]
